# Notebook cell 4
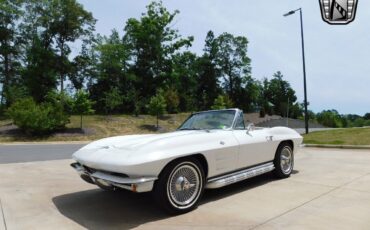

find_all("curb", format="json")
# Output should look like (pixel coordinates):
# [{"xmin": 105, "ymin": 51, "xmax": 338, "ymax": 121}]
[
  {"xmin": 0, "ymin": 141, "xmax": 91, "ymax": 146},
  {"xmin": 303, "ymin": 144, "xmax": 370, "ymax": 150}
]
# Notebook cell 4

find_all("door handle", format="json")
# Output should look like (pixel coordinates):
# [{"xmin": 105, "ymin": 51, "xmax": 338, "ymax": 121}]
[{"xmin": 266, "ymin": 136, "xmax": 273, "ymax": 141}]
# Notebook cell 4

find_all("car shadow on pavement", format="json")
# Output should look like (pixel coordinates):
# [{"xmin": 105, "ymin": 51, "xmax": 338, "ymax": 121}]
[
  {"xmin": 200, "ymin": 172, "xmax": 275, "ymax": 205},
  {"xmin": 52, "ymin": 189, "xmax": 166, "ymax": 229},
  {"xmin": 52, "ymin": 172, "xmax": 282, "ymax": 229}
]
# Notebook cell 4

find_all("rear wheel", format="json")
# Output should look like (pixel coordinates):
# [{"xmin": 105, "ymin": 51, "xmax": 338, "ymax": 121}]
[
  {"xmin": 153, "ymin": 158, "xmax": 205, "ymax": 214},
  {"xmin": 273, "ymin": 143, "xmax": 294, "ymax": 178}
]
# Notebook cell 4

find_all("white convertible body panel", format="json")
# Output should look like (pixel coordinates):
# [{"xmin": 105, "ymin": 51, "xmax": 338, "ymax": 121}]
[
  {"xmin": 73, "ymin": 130, "xmax": 240, "ymax": 178},
  {"xmin": 73, "ymin": 127, "xmax": 302, "ymax": 177},
  {"xmin": 72, "ymin": 109, "xmax": 303, "ymax": 193}
]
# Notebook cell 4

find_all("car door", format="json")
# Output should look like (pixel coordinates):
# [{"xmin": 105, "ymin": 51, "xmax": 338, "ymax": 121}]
[{"xmin": 232, "ymin": 112, "xmax": 276, "ymax": 169}]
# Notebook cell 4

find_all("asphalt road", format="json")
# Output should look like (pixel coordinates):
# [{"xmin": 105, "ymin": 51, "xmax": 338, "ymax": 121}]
[{"xmin": 0, "ymin": 143, "xmax": 86, "ymax": 164}]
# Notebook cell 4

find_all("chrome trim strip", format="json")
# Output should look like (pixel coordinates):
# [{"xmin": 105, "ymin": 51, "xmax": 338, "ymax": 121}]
[
  {"xmin": 206, "ymin": 162, "xmax": 275, "ymax": 189},
  {"xmin": 231, "ymin": 109, "xmax": 243, "ymax": 129},
  {"xmin": 90, "ymin": 171, "xmax": 157, "ymax": 184}
]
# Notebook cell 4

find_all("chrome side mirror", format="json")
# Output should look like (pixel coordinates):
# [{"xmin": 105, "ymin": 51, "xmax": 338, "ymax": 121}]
[{"xmin": 246, "ymin": 123, "xmax": 255, "ymax": 134}]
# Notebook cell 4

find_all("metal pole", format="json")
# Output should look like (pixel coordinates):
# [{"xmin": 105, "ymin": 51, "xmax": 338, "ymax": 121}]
[
  {"xmin": 299, "ymin": 9, "xmax": 309, "ymax": 134},
  {"xmin": 286, "ymin": 97, "xmax": 289, "ymax": 127}
]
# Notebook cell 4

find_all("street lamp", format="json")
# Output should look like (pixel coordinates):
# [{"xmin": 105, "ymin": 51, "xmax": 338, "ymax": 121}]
[{"xmin": 284, "ymin": 8, "xmax": 309, "ymax": 134}]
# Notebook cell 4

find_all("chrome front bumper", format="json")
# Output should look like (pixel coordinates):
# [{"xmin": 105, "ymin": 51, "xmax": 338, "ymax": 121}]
[{"xmin": 71, "ymin": 162, "xmax": 157, "ymax": 192}]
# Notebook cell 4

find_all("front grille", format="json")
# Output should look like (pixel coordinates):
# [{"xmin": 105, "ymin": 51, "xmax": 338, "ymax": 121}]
[
  {"xmin": 82, "ymin": 165, "xmax": 96, "ymax": 174},
  {"xmin": 109, "ymin": 171, "xmax": 129, "ymax": 178},
  {"xmin": 82, "ymin": 164, "xmax": 128, "ymax": 178}
]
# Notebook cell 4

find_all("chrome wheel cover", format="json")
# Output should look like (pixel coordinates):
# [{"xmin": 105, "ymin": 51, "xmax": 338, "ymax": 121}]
[
  {"xmin": 280, "ymin": 146, "xmax": 293, "ymax": 174},
  {"xmin": 167, "ymin": 162, "xmax": 202, "ymax": 209}
]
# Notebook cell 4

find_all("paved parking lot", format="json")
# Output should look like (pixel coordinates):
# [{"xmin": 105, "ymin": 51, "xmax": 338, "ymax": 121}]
[{"xmin": 1, "ymin": 147, "xmax": 370, "ymax": 229}]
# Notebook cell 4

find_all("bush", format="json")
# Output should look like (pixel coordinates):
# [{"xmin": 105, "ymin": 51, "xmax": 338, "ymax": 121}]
[
  {"xmin": 7, "ymin": 98, "xmax": 69, "ymax": 134},
  {"xmin": 45, "ymin": 91, "xmax": 74, "ymax": 114}
]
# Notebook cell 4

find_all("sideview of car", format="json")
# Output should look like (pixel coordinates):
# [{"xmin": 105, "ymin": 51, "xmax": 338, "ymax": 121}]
[{"xmin": 71, "ymin": 109, "xmax": 303, "ymax": 214}]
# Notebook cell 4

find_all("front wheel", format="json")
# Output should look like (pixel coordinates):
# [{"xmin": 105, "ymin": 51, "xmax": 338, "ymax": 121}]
[
  {"xmin": 273, "ymin": 143, "xmax": 294, "ymax": 178},
  {"xmin": 153, "ymin": 158, "xmax": 205, "ymax": 214}
]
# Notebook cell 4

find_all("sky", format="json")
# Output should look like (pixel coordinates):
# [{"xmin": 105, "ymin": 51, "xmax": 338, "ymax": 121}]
[{"xmin": 76, "ymin": 0, "xmax": 370, "ymax": 115}]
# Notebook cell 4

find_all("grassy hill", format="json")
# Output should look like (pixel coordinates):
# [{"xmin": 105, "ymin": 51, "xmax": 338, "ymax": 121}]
[
  {"xmin": 0, "ymin": 114, "xmax": 191, "ymax": 142},
  {"xmin": 303, "ymin": 127, "xmax": 370, "ymax": 145}
]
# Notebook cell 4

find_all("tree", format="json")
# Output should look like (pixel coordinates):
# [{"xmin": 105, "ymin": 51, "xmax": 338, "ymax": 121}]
[
  {"xmin": 89, "ymin": 30, "xmax": 132, "ymax": 113},
  {"xmin": 101, "ymin": 87, "xmax": 123, "ymax": 115},
  {"xmin": 290, "ymin": 102, "xmax": 304, "ymax": 119},
  {"xmin": 262, "ymin": 72, "xmax": 298, "ymax": 116},
  {"xmin": 211, "ymin": 95, "xmax": 226, "ymax": 110},
  {"xmin": 70, "ymin": 42, "xmax": 95, "ymax": 90},
  {"xmin": 0, "ymin": 0, "xmax": 23, "ymax": 108},
  {"xmin": 171, "ymin": 51, "xmax": 198, "ymax": 112},
  {"xmin": 124, "ymin": 1, "xmax": 193, "ymax": 112},
  {"xmin": 164, "ymin": 88, "xmax": 179, "ymax": 113},
  {"xmin": 15, "ymin": 0, "xmax": 94, "ymax": 105},
  {"xmin": 40, "ymin": 0, "xmax": 95, "ymax": 93},
  {"xmin": 0, "ymin": 0, "xmax": 310, "ymax": 121},
  {"xmin": 352, "ymin": 117, "xmax": 365, "ymax": 127},
  {"xmin": 235, "ymin": 75, "xmax": 261, "ymax": 112},
  {"xmin": 316, "ymin": 110, "xmax": 343, "ymax": 127},
  {"xmin": 212, "ymin": 32, "xmax": 251, "ymax": 106},
  {"xmin": 73, "ymin": 90, "xmax": 94, "ymax": 129},
  {"xmin": 211, "ymin": 95, "xmax": 233, "ymax": 110},
  {"xmin": 22, "ymin": 36, "xmax": 59, "ymax": 102},
  {"xmin": 364, "ymin": 113, "xmax": 370, "ymax": 120},
  {"xmin": 148, "ymin": 90, "xmax": 166, "ymax": 128},
  {"xmin": 196, "ymin": 31, "xmax": 221, "ymax": 110},
  {"xmin": 259, "ymin": 78, "xmax": 274, "ymax": 116}
]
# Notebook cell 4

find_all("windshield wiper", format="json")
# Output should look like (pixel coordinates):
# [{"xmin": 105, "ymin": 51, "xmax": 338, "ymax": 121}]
[
  {"xmin": 178, "ymin": 128, "xmax": 210, "ymax": 132},
  {"xmin": 178, "ymin": 128, "xmax": 201, "ymax": 130}
]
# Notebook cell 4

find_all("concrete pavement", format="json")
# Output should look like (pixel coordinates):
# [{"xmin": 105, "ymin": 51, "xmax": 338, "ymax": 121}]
[{"xmin": 0, "ymin": 147, "xmax": 370, "ymax": 229}]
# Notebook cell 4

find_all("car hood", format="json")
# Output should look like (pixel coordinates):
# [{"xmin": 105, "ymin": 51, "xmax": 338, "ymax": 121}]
[
  {"xmin": 80, "ymin": 130, "xmax": 205, "ymax": 150},
  {"xmin": 72, "ymin": 130, "xmax": 233, "ymax": 168}
]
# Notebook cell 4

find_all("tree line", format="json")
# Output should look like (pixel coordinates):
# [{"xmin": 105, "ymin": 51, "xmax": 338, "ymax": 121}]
[
  {"xmin": 315, "ymin": 110, "xmax": 370, "ymax": 128},
  {"xmin": 1, "ymin": 0, "xmax": 366, "ymax": 133}
]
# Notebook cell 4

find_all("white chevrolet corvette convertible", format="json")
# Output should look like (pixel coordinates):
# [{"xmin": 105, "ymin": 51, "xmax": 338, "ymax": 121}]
[{"xmin": 71, "ymin": 109, "xmax": 302, "ymax": 213}]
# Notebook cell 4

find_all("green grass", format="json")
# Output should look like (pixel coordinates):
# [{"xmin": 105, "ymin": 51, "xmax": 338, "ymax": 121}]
[
  {"xmin": 303, "ymin": 127, "xmax": 370, "ymax": 145},
  {"xmin": 0, "ymin": 113, "xmax": 190, "ymax": 142}
]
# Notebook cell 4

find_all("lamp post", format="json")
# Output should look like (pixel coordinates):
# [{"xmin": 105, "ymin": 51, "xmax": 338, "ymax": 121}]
[{"xmin": 284, "ymin": 8, "xmax": 309, "ymax": 134}]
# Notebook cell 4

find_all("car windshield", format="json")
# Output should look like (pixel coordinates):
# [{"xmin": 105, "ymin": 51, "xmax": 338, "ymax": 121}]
[{"xmin": 178, "ymin": 110, "xmax": 236, "ymax": 130}]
